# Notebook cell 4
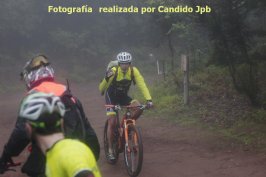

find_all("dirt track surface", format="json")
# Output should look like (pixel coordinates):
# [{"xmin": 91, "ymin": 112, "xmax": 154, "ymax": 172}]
[{"xmin": 1, "ymin": 83, "xmax": 266, "ymax": 177}]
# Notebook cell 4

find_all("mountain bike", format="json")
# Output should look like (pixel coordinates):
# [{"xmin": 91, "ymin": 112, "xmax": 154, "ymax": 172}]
[{"xmin": 104, "ymin": 104, "xmax": 146, "ymax": 177}]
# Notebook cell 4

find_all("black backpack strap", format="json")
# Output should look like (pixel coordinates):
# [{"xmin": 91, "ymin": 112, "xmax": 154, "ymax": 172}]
[
  {"xmin": 130, "ymin": 65, "xmax": 136, "ymax": 85},
  {"xmin": 60, "ymin": 90, "xmax": 100, "ymax": 161},
  {"xmin": 112, "ymin": 65, "xmax": 135, "ymax": 85},
  {"xmin": 114, "ymin": 66, "xmax": 119, "ymax": 80},
  {"xmin": 111, "ymin": 66, "xmax": 119, "ymax": 86}
]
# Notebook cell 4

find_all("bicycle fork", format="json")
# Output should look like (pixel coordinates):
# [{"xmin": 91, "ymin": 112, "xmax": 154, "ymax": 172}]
[{"xmin": 124, "ymin": 119, "xmax": 136, "ymax": 152}]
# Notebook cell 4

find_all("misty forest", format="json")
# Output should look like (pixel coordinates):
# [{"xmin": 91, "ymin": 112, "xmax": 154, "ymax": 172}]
[{"xmin": 1, "ymin": 0, "xmax": 266, "ymax": 150}]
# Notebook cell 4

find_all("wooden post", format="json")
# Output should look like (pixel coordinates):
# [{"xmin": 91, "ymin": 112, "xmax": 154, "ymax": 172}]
[
  {"xmin": 156, "ymin": 60, "xmax": 160, "ymax": 75},
  {"xmin": 162, "ymin": 60, "xmax": 166, "ymax": 80},
  {"xmin": 181, "ymin": 54, "xmax": 189, "ymax": 105}
]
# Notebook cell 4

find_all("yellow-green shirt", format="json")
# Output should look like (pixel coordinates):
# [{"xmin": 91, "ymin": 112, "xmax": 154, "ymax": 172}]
[
  {"xmin": 46, "ymin": 139, "xmax": 101, "ymax": 177},
  {"xmin": 99, "ymin": 66, "xmax": 152, "ymax": 100}
]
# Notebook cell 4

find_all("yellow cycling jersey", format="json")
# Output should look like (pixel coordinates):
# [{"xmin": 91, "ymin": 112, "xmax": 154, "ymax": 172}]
[
  {"xmin": 99, "ymin": 66, "xmax": 152, "ymax": 100},
  {"xmin": 45, "ymin": 139, "xmax": 101, "ymax": 177}
]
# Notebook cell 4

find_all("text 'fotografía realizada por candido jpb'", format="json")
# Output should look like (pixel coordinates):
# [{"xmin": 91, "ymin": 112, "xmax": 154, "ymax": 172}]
[{"xmin": 47, "ymin": 5, "xmax": 212, "ymax": 15}]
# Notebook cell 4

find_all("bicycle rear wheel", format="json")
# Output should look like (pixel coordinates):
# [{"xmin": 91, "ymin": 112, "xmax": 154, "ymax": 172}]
[
  {"xmin": 124, "ymin": 124, "xmax": 143, "ymax": 177},
  {"xmin": 103, "ymin": 120, "xmax": 119, "ymax": 164}
]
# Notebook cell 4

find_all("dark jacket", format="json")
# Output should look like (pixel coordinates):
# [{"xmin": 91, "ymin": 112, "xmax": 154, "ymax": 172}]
[{"xmin": 2, "ymin": 81, "xmax": 100, "ymax": 176}]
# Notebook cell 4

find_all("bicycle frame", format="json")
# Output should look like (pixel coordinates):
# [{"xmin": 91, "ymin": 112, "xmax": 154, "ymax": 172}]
[
  {"xmin": 104, "ymin": 104, "xmax": 145, "ymax": 176},
  {"xmin": 121, "ymin": 109, "xmax": 136, "ymax": 153},
  {"xmin": 109, "ymin": 105, "xmax": 144, "ymax": 148}
]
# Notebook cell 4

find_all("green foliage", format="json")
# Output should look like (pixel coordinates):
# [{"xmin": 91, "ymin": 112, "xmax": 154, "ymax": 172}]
[
  {"xmin": 223, "ymin": 112, "xmax": 266, "ymax": 150},
  {"xmin": 203, "ymin": 0, "xmax": 266, "ymax": 106},
  {"xmin": 244, "ymin": 108, "xmax": 266, "ymax": 123},
  {"xmin": 256, "ymin": 62, "xmax": 266, "ymax": 107},
  {"xmin": 235, "ymin": 63, "xmax": 258, "ymax": 98},
  {"xmin": 150, "ymin": 64, "xmax": 266, "ymax": 150},
  {"xmin": 151, "ymin": 82, "xmax": 181, "ymax": 109},
  {"xmin": 190, "ymin": 65, "xmax": 232, "ymax": 93}
]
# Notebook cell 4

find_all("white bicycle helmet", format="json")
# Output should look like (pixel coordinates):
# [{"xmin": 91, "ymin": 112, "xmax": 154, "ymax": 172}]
[
  {"xmin": 116, "ymin": 52, "xmax": 132, "ymax": 64},
  {"xmin": 21, "ymin": 55, "xmax": 55, "ymax": 89},
  {"xmin": 19, "ymin": 92, "xmax": 65, "ymax": 124}
]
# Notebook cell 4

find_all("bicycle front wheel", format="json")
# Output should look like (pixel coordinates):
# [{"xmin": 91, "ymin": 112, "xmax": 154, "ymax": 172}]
[{"xmin": 124, "ymin": 124, "xmax": 143, "ymax": 177}]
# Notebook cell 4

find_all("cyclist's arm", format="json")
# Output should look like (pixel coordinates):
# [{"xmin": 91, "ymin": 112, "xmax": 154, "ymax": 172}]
[
  {"xmin": 99, "ymin": 68, "xmax": 116, "ymax": 93},
  {"xmin": 99, "ymin": 79, "xmax": 107, "ymax": 93},
  {"xmin": 2, "ymin": 116, "xmax": 30, "ymax": 159},
  {"xmin": 133, "ymin": 67, "xmax": 152, "ymax": 100},
  {"xmin": 75, "ymin": 170, "xmax": 94, "ymax": 177}
]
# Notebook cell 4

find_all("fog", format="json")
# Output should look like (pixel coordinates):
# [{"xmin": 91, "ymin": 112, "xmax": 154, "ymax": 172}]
[
  {"xmin": 2, "ymin": 0, "xmax": 262, "ymax": 95},
  {"xmin": 0, "ymin": 0, "xmax": 162, "ymax": 90}
]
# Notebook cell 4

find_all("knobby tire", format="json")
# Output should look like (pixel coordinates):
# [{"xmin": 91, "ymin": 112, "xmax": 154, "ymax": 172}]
[{"xmin": 124, "ymin": 124, "xmax": 143, "ymax": 177}]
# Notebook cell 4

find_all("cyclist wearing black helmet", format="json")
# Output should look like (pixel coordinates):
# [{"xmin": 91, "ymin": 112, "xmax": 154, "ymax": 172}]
[{"xmin": 0, "ymin": 54, "xmax": 100, "ymax": 176}]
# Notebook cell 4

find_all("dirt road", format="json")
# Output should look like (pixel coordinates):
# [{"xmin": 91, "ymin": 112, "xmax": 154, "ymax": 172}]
[{"xmin": 1, "ymin": 83, "xmax": 266, "ymax": 177}]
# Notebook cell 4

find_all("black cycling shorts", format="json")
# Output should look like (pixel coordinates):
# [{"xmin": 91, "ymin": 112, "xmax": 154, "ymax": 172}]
[{"xmin": 105, "ymin": 88, "xmax": 132, "ymax": 115}]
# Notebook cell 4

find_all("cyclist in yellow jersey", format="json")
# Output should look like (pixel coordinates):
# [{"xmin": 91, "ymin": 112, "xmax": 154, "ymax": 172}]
[
  {"xmin": 19, "ymin": 92, "xmax": 101, "ymax": 177},
  {"xmin": 99, "ymin": 51, "xmax": 153, "ymax": 160},
  {"xmin": 0, "ymin": 55, "xmax": 100, "ymax": 176},
  {"xmin": 46, "ymin": 139, "xmax": 100, "ymax": 177}
]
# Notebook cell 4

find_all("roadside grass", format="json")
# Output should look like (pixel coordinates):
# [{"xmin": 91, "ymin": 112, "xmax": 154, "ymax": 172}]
[
  {"xmin": 3, "ymin": 63, "xmax": 265, "ymax": 151},
  {"xmin": 138, "ymin": 65, "xmax": 266, "ymax": 152}
]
